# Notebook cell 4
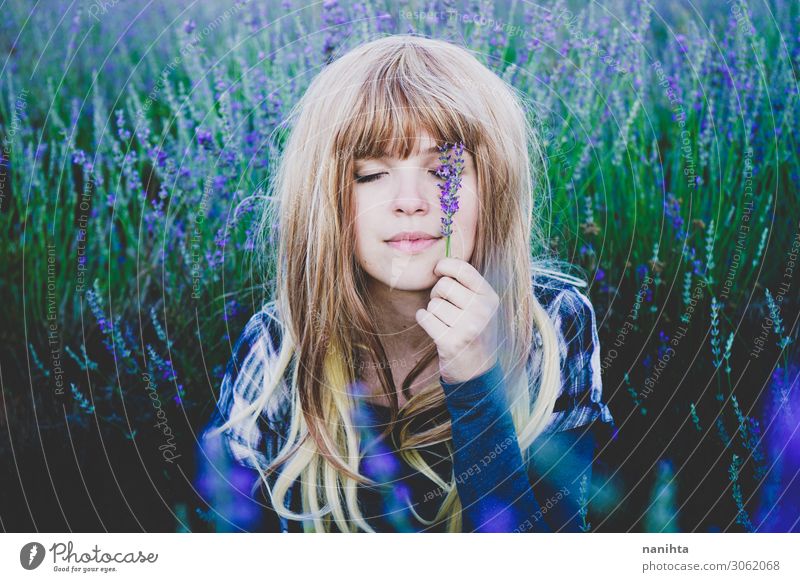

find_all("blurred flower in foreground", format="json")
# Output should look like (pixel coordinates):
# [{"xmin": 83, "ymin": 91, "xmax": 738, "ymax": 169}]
[
  {"xmin": 195, "ymin": 428, "xmax": 264, "ymax": 532},
  {"xmin": 644, "ymin": 459, "xmax": 679, "ymax": 532},
  {"xmin": 755, "ymin": 363, "xmax": 800, "ymax": 532}
]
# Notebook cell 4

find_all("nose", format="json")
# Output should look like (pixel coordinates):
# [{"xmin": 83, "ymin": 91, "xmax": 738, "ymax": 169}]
[{"xmin": 391, "ymin": 168, "xmax": 432, "ymax": 216}]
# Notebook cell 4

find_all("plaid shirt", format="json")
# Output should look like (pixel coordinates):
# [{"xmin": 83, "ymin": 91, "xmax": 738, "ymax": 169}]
[{"xmin": 202, "ymin": 272, "xmax": 615, "ymax": 517}]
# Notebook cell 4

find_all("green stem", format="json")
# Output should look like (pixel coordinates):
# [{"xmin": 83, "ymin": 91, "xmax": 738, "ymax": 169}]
[{"xmin": 445, "ymin": 236, "xmax": 451, "ymax": 258}]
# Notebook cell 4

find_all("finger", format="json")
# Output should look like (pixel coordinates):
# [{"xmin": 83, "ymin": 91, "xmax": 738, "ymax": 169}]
[
  {"xmin": 426, "ymin": 296, "xmax": 463, "ymax": 327},
  {"xmin": 430, "ymin": 276, "xmax": 474, "ymax": 310},
  {"xmin": 415, "ymin": 308, "xmax": 450, "ymax": 343},
  {"xmin": 433, "ymin": 257, "xmax": 492, "ymax": 296}
]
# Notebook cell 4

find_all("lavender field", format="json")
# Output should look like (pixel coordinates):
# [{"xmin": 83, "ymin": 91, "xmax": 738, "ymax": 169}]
[{"xmin": 0, "ymin": 0, "xmax": 798, "ymax": 532}]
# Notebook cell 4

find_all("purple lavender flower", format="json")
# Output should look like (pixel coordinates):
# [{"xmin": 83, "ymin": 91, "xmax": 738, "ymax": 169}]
[
  {"xmin": 435, "ymin": 141, "xmax": 465, "ymax": 258},
  {"xmin": 196, "ymin": 129, "xmax": 214, "ymax": 150},
  {"xmin": 322, "ymin": 0, "xmax": 350, "ymax": 63},
  {"xmin": 195, "ymin": 430, "xmax": 263, "ymax": 531}
]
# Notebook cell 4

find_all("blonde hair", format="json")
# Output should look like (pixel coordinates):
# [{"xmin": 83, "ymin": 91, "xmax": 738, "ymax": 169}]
[{"xmin": 209, "ymin": 34, "xmax": 586, "ymax": 532}]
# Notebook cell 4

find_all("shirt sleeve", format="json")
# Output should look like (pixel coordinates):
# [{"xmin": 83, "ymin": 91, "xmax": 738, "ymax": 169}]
[
  {"xmin": 438, "ymin": 282, "xmax": 613, "ymax": 532},
  {"xmin": 440, "ymin": 360, "xmax": 551, "ymax": 532},
  {"xmin": 541, "ymin": 284, "xmax": 615, "ymax": 434},
  {"xmin": 529, "ymin": 283, "xmax": 613, "ymax": 530}
]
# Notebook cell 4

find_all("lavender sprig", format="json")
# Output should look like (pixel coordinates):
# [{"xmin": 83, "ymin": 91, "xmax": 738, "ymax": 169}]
[{"xmin": 435, "ymin": 141, "xmax": 465, "ymax": 258}]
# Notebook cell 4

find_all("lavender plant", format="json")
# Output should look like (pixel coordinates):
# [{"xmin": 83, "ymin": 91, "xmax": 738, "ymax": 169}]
[
  {"xmin": 728, "ymin": 453, "xmax": 756, "ymax": 532},
  {"xmin": 435, "ymin": 141, "xmax": 465, "ymax": 258}
]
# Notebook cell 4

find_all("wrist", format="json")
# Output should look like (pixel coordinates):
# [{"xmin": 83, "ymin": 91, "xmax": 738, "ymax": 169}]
[{"xmin": 439, "ymin": 358, "xmax": 505, "ymax": 407}]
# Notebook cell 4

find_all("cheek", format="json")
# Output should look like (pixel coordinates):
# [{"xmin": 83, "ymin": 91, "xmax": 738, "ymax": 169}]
[
  {"xmin": 353, "ymin": 218, "xmax": 368, "ymax": 263},
  {"xmin": 353, "ymin": 196, "xmax": 377, "ymax": 262},
  {"xmin": 456, "ymin": 177, "xmax": 480, "ymax": 240}
]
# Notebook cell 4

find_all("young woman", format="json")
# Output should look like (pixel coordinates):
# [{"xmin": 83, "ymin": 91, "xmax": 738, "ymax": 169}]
[{"xmin": 197, "ymin": 34, "xmax": 615, "ymax": 533}]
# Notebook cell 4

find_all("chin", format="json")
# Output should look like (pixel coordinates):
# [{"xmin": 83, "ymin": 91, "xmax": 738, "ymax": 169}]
[
  {"xmin": 368, "ymin": 266, "xmax": 432, "ymax": 291},
  {"xmin": 376, "ymin": 251, "xmax": 437, "ymax": 290},
  {"xmin": 361, "ymin": 253, "xmax": 436, "ymax": 290},
  {"xmin": 378, "ymin": 270, "xmax": 434, "ymax": 291}
]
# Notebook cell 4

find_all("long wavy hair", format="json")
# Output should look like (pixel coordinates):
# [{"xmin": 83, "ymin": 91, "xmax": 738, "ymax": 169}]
[{"xmin": 209, "ymin": 34, "xmax": 586, "ymax": 532}]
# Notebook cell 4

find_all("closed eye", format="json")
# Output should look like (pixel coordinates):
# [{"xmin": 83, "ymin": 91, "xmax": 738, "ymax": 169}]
[
  {"xmin": 354, "ymin": 172, "xmax": 386, "ymax": 184},
  {"xmin": 354, "ymin": 170, "xmax": 441, "ymax": 184}
]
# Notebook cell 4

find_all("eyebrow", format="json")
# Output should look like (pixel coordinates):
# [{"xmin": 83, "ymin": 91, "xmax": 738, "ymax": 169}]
[{"xmin": 356, "ymin": 145, "xmax": 442, "ymax": 162}]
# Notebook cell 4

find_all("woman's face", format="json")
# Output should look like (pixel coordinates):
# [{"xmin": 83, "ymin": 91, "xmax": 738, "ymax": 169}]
[{"xmin": 352, "ymin": 131, "xmax": 479, "ymax": 291}]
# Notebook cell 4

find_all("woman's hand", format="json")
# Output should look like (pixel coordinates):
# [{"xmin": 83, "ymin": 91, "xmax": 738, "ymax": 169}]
[{"xmin": 415, "ymin": 257, "xmax": 501, "ymax": 385}]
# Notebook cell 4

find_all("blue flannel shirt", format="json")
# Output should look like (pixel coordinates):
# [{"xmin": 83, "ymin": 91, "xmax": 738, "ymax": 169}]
[{"xmin": 198, "ymin": 272, "xmax": 615, "ymax": 531}]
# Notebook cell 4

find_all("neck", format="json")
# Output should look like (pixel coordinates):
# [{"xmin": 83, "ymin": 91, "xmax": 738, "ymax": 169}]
[{"xmin": 365, "ymin": 277, "xmax": 432, "ymax": 350}]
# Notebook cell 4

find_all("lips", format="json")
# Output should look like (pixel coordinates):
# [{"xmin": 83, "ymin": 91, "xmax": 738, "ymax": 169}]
[
  {"xmin": 385, "ymin": 236, "xmax": 441, "ymax": 254},
  {"xmin": 385, "ymin": 231, "xmax": 440, "ymax": 242}
]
